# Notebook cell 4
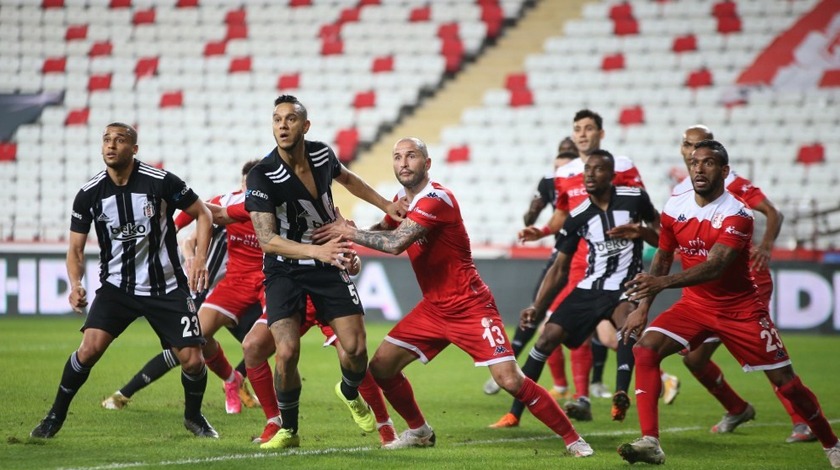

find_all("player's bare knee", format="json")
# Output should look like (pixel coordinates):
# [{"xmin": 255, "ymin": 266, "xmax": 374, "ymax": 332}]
[{"xmin": 495, "ymin": 373, "xmax": 523, "ymax": 395}]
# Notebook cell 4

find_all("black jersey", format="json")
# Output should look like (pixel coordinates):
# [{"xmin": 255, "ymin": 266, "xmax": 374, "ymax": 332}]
[
  {"xmin": 556, "ymin": 186, "xmax": 655, "ymax": 291},
  {"xmin": 70, "ymin": 160, "xmax": 199, "ymax": 296},
  {"xmin": 245, "ymin": 141, "xmax": 341, "ymax": 269}
]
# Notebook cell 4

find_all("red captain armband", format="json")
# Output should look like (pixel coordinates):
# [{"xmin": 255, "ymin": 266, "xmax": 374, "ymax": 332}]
[
  {"xmin": 226, "ymin": 202, "xmax": 250, "ymax": 223},
  {"xmin": 540, "ymin": 225, "xmax": 553, "ymax": 237}
]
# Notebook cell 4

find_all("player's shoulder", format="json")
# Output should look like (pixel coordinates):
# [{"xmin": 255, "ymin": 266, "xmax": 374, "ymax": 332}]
[
  {"xmin": 306, "ymin": 140, "xmax": 334, "ymax": 161},
  {"xmin": 613, "ymin": 154, "xmax": 636, "ymax": 172},
  {"xmin": 719, "ymin": 191, "xmax": 753, "ymax": 218},
  {"xmin": 569, "ymin": 197, "xmax": 593, "ymax": 218},
  {"xmin": 671, "ymin": 176, "xmax": 692, "ymax": 196},
  {"xmin": 663, "ymin": 189, "xmax": 694, "ymax": 215},
  {"xmin": 555, "ymin": 158, "xmax": 583, "ymax": 178},
  {"xmin": 416, "ymin": 181, "xmax": 456, "ymax": 208},
  {"xmin": 79, "ymin": 170, "xmax": 108, "ymax": 192},
  {"xmin": 137, "ymin": 160, "xmax": 169, "ymax": 180},
  {"xmin": 615, "ymin": 185, "xmax": 643, "ymax": 197}
]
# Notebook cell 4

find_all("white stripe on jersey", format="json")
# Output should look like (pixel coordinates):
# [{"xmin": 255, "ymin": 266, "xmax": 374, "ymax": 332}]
[
  {"xmin": 267, "ymin": 166, "xmax": 291, "ymax": 183},
  {"xmin": 81, "ymin": 172, "xmax": 107, "ymax": 191},
  {"xmin": 310, "ymin": 147, "xmax": 330, "ymax": 166},
  {"xmin": 138, "ymin": 162, "xmax": 166, "ymax": 178},
  {"xmin": 576, "ymin": 207, "xmax": 636, "ymax": 291}
]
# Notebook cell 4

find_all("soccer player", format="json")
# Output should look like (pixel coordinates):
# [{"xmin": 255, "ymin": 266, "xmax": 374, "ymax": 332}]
[
  {"xmin": 102, "ymin": 160, "xmax": 263, "ymax": 414},
  {"xmin": 516, "ymin": 110, "xmax": 678, "ymax": 421},
  {"xmin": 504, "ymin": 150, "xmax": 659, "ymax": 426},
  {"xmin": 244, "ymin": 95, "xmax": 403, "ymax": 448},
  {"xmin": 617, "ymin": 140, "xmax": 840, "ymax": 467},
  {"xmin": 312, "ymin": 137, "xmax": 593, "ymax": 457},
  {"xmin": 674, "ymin": 126, "xmax": 812, "ymax": 442},
  {"xmin": 483, "ymin": 143, "xmax": 577, "ymax": 400},
  {"xmin": 31, "ymin": 122, "xmax": 217, "ymax": 439}
]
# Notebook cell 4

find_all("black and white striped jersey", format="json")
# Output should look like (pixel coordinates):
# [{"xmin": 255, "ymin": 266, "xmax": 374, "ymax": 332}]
[
  {"xmin": 556, "ymin": 186, "xmax": 656, "ymax": 291},
  {"xmin": 244, "ymin": 141, "xmax": 340, "ymax": 269},
  {"xmin": 70, "ymin": 160, "xmax": 200, "ymax": 296}
]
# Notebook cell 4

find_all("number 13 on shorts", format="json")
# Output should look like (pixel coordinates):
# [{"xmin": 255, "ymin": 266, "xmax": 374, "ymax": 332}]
[{"xmin": 481, "ymin": 317, "xmax": 506, "ymax": 347}]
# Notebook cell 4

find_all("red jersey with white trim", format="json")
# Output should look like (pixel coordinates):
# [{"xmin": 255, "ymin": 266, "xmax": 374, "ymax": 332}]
[
  {"xmin": 660, "ymin": 190, "xmax": 764, "ymax": 312},
  {"xmin": 554, "ymin": 155, "xmax": 645, "ymax": 274},
  {"xmin": 384, "ymin": 181, "xmax": 489, "ymax": 311},
  {"xmin": 213, "ymin": 191, "xmax": 262, "ymax": 278}
]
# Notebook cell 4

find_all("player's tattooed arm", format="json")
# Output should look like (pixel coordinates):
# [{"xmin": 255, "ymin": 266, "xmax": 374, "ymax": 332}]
[
  {"xmin": 663, "ymin": 242, "xmax": 739, "ymax": 288},
  {"xmin": 250, "ymin": 211, "xmax": 278, "ymax": 246},
  {"xmin": 353, "ymin": 218, "xmax": 427, "ymax": 255}
]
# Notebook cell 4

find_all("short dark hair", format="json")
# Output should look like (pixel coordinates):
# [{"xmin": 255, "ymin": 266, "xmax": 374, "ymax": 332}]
[
  {"xmin": 588, "ymin": 148, "xmax": 615, "ymax": 170},
  {"xmin": 105, "ymin": 122, "xmax": 137, "ymax": 144},
  {"xmin": 556, "ymin": 151, "xmax": 578, "ymax": 161},
  {"xmin": 694, "ymin": 139, "xmax": 729, "ymax": 166},
  {"xmin": 241, "ymin": 159, "xmax": 259, "ymax": 176},
  {"xmin": 273, "ymin": 95, "xmax": 307, "ymax": 121},
  {"xmin": 574, "ymin": 109, "xmax": 603, "ymax": 130}
]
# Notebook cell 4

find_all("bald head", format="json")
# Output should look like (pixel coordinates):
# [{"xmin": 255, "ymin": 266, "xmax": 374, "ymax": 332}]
[{"xmin": 680, "ymin": 125, "xmax": 714, "ymax": 166}]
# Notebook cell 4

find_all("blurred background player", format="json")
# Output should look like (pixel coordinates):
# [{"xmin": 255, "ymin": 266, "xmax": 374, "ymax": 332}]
[
  {"xmin": 31, "ymin": 123, "xmax": 217, "ymax": 439},
  {"xmin": 102, "ymin": 160, "xmax": 262, "ymax": 414},
  {"xmin": 673, "ymin": 126, "xmax": 812, "ymax": 442},
  {"xmin": 483, "ymin": 137, "xmax": 577, "ymax": 401},
  {"xmin": 313, "ymin": 137, "xmax": 593, "ymax": 457}
]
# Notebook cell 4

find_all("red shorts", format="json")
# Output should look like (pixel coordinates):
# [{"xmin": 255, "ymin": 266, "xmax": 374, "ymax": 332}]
[
  {"xmin": 385, "ymin": 290, "xmax": 516, "ymax": 367},
  {"xmin": 647, "ymin": 298, "xmax": 791, "ymax": 372},
  {"xmin": 203, "ymin": 272, "xmax": 265, "ymax": 325},
  {"xmin": 256, "ymin": 297, "xmax": 335, "ymax": 345},
  {"xmin": 698, "ymin": 268, "xmax": 773, "ymax": 346}
]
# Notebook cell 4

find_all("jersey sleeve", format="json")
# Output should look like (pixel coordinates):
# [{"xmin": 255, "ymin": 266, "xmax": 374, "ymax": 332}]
[
  {"xmin": 70, "ymin": 189, "xmax": 92, "ymax": 234},
  {"xmin": 173, "ymin": 210, "xmax": 194, "ymax": 230},
  {"xmin": 638, "ymin": 189, "xmax": 657, "ymax": 223},
  {"xmin": 407, "ymin": 194, "xmax": 455, "ymax": 230},
  {"xmin": 729, "ymin": 177, "xmax": 767, "ymax": 209},
  {"xmin": 329, "ymin": 146, "xmax": 342, "ymax": 178},
  {"xmin": 226, "ymin": 202, "xmax": 251, "ymax": 222},
  {"xmin": 554, "ymin": 216, "xmax": 582, "ymax": 255},
  {"xmin": 537, "ymin": 177, "xmax": 553, "ymax": 205},
  {"xmin": 717, "ymin": 213, "xmax": 754, "ymax": 250},
  {"xmin": 615, "ymin": 166, "xmax": 645, "ymax": 189},
  {"xmin": 554, "ymin": 178, "xmax": 570, "ymax": 211},
  {"xmin": 658, "ymin": 212, "xmax": 677, "ymax": 252},
  {"xmin": 163, "ymin": 172, "xmax": 199, "ymax": 210},
  {"xmin": 245, "ymin": 168, "xmax": 275, "ymax": 213}
]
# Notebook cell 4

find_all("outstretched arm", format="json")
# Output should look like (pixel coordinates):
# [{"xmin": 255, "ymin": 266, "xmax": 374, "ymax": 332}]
[
  {"xmin": 520, "ymin": 251, "xmax": 571, "ymax": 329},
  {"xmin": 250, "ymin": 211, "xmax": 355, "ymax": 268},
  {"xmin": 312, "ymin": 207, "xmax": 426, "ymax": 255},
  {"xmin": 334, "ymin": 165, "xmax": 405, "ymax": 222}
]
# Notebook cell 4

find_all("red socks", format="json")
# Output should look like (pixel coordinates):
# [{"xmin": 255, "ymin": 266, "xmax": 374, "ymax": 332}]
[
  {"xmin": 515, "ymin": 377, "xmax": 579, "ymax": 445},
  {"xmin": 634, "ymin": 346, "xmax": 662, "ymax": 439},
  {"xmin": 570, "ymin": 341, "xmax": 592, "ymax": 399},
  {"xmin": 204, "ymin": 345, "xmax": 234, "ymax": 382},
  {"xmin": 691, "ymin": 360, "xmax": 748, "ymax": 415},
  {"xmin": 777, "ymin": 376, "xmax": 838, "ymax": 448},
  {"xmin": 375, "ymin": 373, "xmax": 425, "ymax": 429},
  {"xmin": 547, "ymin": 346, "xmax": 567, "ymax": 388},
  {"xmin": 359, "ymin": 370, "xmax": 390, "ymax": 424},
  {"xmin": 246, "ymin": 362, "xmax": 279, "ymax": 420}
]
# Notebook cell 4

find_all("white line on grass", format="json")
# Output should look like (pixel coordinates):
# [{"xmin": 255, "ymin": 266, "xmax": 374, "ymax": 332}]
[{"xmin": 60, "ymin": 419, "xmax": 839, "ymax": 470}]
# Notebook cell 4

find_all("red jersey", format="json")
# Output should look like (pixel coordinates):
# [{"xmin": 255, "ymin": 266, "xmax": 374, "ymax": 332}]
[
  {"xmin": 660, "ymin": 189, "xmax": 765, "ymax": 312},
  {"xmin": 554, "ymin": 155, "xmax": 645, "ymax": 274},
  {"xmin": 384, "ymin": 181, "xmax": 489, "ymax": 311},
  {"xmin": 213, "ymin": 191, "xmax": 262, "ymax": 278}
]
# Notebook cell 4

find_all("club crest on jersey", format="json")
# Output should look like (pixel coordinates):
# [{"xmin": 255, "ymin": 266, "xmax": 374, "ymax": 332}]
[
  {"xmin": 186, "ymin": 297, "xmax": 196, "ymax": 313},
  {"xmin": 711, "ymin": 213, "xmax": 724, "ymax": 229},
  {"xmin": 143, "ymin": 199, "xmax": 155, "ymax": 218},
  {"xmin": 339, "ymin": 270, "xmax": 351, "ymax": 283}
]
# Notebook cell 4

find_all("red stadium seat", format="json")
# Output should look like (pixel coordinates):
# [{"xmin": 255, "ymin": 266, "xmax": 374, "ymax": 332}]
[
  {"xmin": 438, "ymin": 22, "xmax": 459, "ymax": 39},
  {"xmin": 371, "ymin": 55, "xmax": 394, "ymax": 73},
  {"xmin": 819, "ymin": 69, "xmax": 840, "ymax": 87},
  {"xmin": 797, "ymin": 143, "xmax": 825, "ymax": 165},
  {"xmin": 505, "ymin": 72, "xmax": 528, "ymax": 91},
  {"xmin": 225, "ymin": 9, "xmax": 246, "ymax": 25},
  {"xmin": 686, "ymin": 68, "xmax": 713, "ymax": 88},
  {"xmin": 446, "ymin": 145, "xmax": 470, "ymax": 163},
  {"xmin": 109, "ymin": 0, "xmax": 131, "ymax": 8},
  {"xmin": 712, "ymin": 0, "xmax": 738, "ymax": 19},
  {"xmin": 609, "ymin": 2, "xmax": 633, "ymax": 20},
  {"xmin": 289, "ymin": 0, "xmax": 311, "ymax": 6},
  {"xmin": 359, "ymin": 0, "xmax": 380, "ymax": 5},
  {"xmin": 335, "ymin": 128, "xmax": 359, "ymax": 163},
  {"xmin": 229, "ymin": 56, "xmax": 251, "ymax": 73},
  {"xmin": 277, "ymin": 72, "xmax": 300, "ymax": 90},
  {"xmin": 0, "ymin": 142, "xmax": 17, "ymax": 162},
  {"xmin": 65, "ymin": 108, "xmax": 90, "ymax": 126},
  {"xmin": 204, "ymin": 40, "xmax": 226, "ymax": 56},
  {"xmin": 613, "ymin": 17, "xmax": 639, "ymax": 36},
  {"xmin": 618, "ymin": 105, "xmax": 644, "ymax": 125},
  {"xmin": 176, "ymin": 0, "xmax": 198, "ymax": 7},
  {"xmin": 509, "ymin": 89, "xmax": 534, "ymax": 107},
  {"xmin": 672, "ymin": 34, "xmax": 697, "ymax": 53},
  {"xmin": 321, "ymin": 38, "xmax": 343, "ymax": 56},
  {"xmin": 42, "ymin": 57, "xmax": 67, "ymax": 74},
  {"xmin": 226, "ymin": 24, "xmax": 247, "ymax": 40},
  {"xmin": 65, "ymin": 25, "xmax": 88, "ymax": 41},
  {"xmin": 88, "ymin": 74, "xmax": 112, "ymax": 92},
  {"xmin": 319, "ymin": 23, "xmax": 341, "ymax": 40},
  {"xmin": 716, "ymin": 16, "xmax": 742, "ymax": 34},
  {"xmin": 480, "ymin": 4, "xmax": 504, "ymax": 38},
  {"xmin": 409, "ymin": 5, "xmax": 430, "ymax": 22},
  {"xmin": 601, "ymin": 53, "xmax": 625, "ymax": 71},
  {"xmin": 353, "ymin": 91, "xmax": 376, "ymax": 109},
  {"xmin": 135, "ymin": 57, "xmax": 159, "ymax": 79},
  {"xmin": 338, "ymin": 7, "xmax": 361, "ymax": 24},
  {"xmin": 42, "ymin": 0, "xmax": 63, "ymax": 8},
  {"xmin": 132, "ymin": 9, "xmax": 155, "ymax": 25},
  {"xmin": 159, "ymin": 91, "xmax": 184, "ymax": 108},
  {"xmin": 89, "ymin": 41, "xmax": 113, "ymax": 57}
]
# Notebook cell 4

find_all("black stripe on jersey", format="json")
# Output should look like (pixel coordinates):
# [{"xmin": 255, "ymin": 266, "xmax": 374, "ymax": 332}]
[
  {"xmin": 206, "ymin": 226, "xmax": 228, "ymax": 282},
  {"xmin": 147, "ymin": 195, "xmax": 166, "ymax": 296},
  {"xmin": 116, "ymin": 194, "xmax": 137, "ymax": 292}
]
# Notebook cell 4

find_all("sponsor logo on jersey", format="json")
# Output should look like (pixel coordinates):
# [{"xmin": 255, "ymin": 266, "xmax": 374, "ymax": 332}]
[
  {"xmin": 725, "ymin": 225, "xmax": 749, "ymax": 238},
  {"xmin": 688, "ymin": 238, "xmax": 705, "ymax": 248},
  {"xmin": 143, "ymin": 199, "xmax": 155, "ymax": 218},
  {"xmin": 736, "ymin": 208, "xmax": 750, "ymax": 218},
  {"xmin": 676, "ymin": 214, "xmax": 687, "ymax": 222},
  {"xmin": 246, "ymin": 189, "xmax": 269, "ymax": 200},
  {"xmin": 711, "ymin": 213, "xmax": 724, "ymax": 229},
  {"xmin": 414, "ymin": 208, "xmax": 436, "ymax": 219},
  {"xmin": 110, "ymin": 223, "xmax": 146, "ymax": 241},
  {"xmin": 593, "ymin": 238, "xmax": 631, "ymax": 255},
  {"xmin": 173, "ymin": 185, "xmax": 190, "ymax": 202},
  {"xmin": 95, "ymin": 212, "xmax": 110, "ymax": 222},
  {"xmin": 493, "ymin": 345, "xmax": 510, "ymax": 355},
  {"xmin": 72, "ymin": 211, "xmax": 83, "ymax": 220},
  {"xmin": 568, "ymin": 187, "xmax": 587, "ymax": 198}
]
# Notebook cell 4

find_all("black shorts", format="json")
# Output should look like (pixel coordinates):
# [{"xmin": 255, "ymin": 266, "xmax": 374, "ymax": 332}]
[
  {"xmin": 83, "ymin": 283, "xmax": 205, "ymax": 349},
  {"xmin": 548, "ymin": 288, "xmax": 626, "ymax": 349},
  {"xmin": 263, "ymin": 263, "xmax": 364, "ymax": 326}
]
